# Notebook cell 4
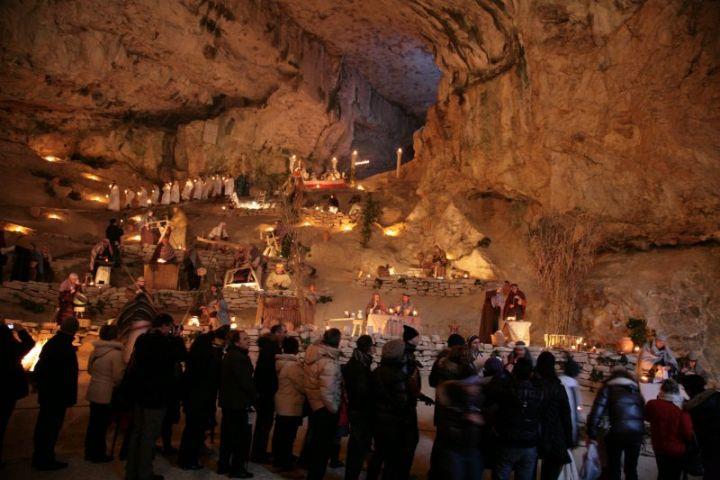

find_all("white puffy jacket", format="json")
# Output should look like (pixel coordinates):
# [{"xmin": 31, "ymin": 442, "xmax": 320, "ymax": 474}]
[
  {"xmin": 303, "ymin": 342, "xmax": 341, "ymax": 414},
  {"xmin": 274, "ymin": 353, "xmax": 305, "ymax": 417},
  {"xmin": 86, "ymin": 340, "xmax": 125, "ymax": 405}
]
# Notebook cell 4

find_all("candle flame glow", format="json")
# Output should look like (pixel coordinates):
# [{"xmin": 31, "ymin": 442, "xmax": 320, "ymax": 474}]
[
  {"xmin": 46, "ymin": 213, "xmax": 63, "ymax": 221},
  {"xmin": 81, "ymin": 172, "xmax": 102, "ymax": 182},
  {"xmin": 43, "ymin": 155, "xmax": 60, "ymax": 163}
]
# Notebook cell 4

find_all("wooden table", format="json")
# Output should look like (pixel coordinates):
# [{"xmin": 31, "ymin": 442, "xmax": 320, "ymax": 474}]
[
  {"xmin": 502, "ymin": 320, "xmax": 532, "ymax": 345},
  {"xmin": 367, "ymin": 314, "xmax": 421, "ymax": 336},
  {"xmin": 144, "ymin": 263, "xmax": 179, "ymax": 290}
]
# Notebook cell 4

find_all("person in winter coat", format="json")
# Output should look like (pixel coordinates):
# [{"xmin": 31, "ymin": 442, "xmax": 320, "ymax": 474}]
[
  {"xmin": 534, "ymin": 351, "xmax": 573, "ymax": 480},
  {"xmin": 559, "ymin": 356, "xmax": 582, "ymax": 446},
  {"xmin": 0, "ymin": 319, "xmax": 35, "ymax": 468},
  {"xmin": 371, "ymin": 339, "xmax": 416, "ymax": 480},
  {"xmin": 681, "ymin": 374, "xmax": 720, "ymax": 480},
  {"xmin": 304, "ymin": 328, "xmax": 342, "ymax": 480},
  {"xmin": 467, "ymin": 335, "xmax": 484, "ymax": 373},
  {"xmin": 587, "ymin": 367, "xmax": 645, "ymax": 480},
  {"xmin": 646, "ymin": 379, "xmax": 693, "ymax": 480},
  {"xmin": 32, "ymin": 317, "xmax": 79, "ymax": 471},
  {"xmin": 84, "ymin": 324, "xmax": 124, "ymax": 463},
  {"xmin": 159, "ymin": 319, "xmax": 187, "ymax": 455},
  {"xmin": 250, "ymin": 325, "xmax": 284, "ymax": 463},
  {"xmin": 218, "ymin": 330, "xmax": 257, "ymax": 478},
  {"xmin": 178, "ymin": 326, "xmax": 228, "ymax": 470},
  {"xmin": 434, "ymin": 375, "xmax": 485, "ymax": 480},
  {"xmin": 343, "ymin": 335, "xmax": 376, "ymax": 480},
  {"xmin": 124, "ymin": 313, "xmax": 186, "ymax": 480},
  {"xmin": 485, "ymin": 357, "xmax": 545, "ymax": 480},
  {"xmin": 272, "ymin": 336, "xmax": 305, "ymax": 470}
]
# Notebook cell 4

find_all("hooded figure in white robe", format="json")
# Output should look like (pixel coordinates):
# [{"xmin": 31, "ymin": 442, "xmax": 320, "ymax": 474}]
[
  {"xmin": 150, "ymin": 185, "xmax": 160, "ymax": 204},
  {"xmin": 108, "ymin": 182, "xmax": 121, "ymax": 212},
  {"xmin": 136, "ymin": 186, "xmax": 148, "ymax": 206},
  {"xmin": 224, "ymin": 176, "xmax": 235, "ymax": 197},
  {"xmin": 181, "ymin": 179, "xmax": 193, "ymax": 201},
  {"xmin": 214, "ymin": 175, "xmax": 223, "ymax": 197},
  {"xmin": 124, "ymin": 188, "xmax": 135, "ymax": 209},
  {"xmin": 161, "ymin": 183, "xmax": 172, "ymax": 205},
  {"xmin": 202, "ymin": 177, "xmax": 212, "ymax": 199},
  {"xmin": 170, "ymin": 180, "xmax": 180, "ymax": 204},
  {"xmin": 193, "ymin": 178, "xmax": 204, "ymax": 200}
]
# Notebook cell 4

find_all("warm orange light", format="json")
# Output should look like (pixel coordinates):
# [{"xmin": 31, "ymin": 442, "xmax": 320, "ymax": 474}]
[
  {"xmin": 341, "ymin": 224, "xmax": 355, "ymax": 232},
  {"xmin": 82, "ymin": 172, "xmax": 102, "ymax": 182},
  {"xmin": 130, "ymin": 215, "xmax": 143, "ymax": 223},
  {"xmin": 87, "ymin": 194, "xmax": 108, "ymax": 203},
  {"xmin": 383, "ymin": 228, "xmax": 399, "ymax": 237},
  {"xmin": 126, "ymin": 234, "xmax": 141, "ymax": 242},
  {"xmin": 46, "ymin": 213, "xmax": 63, "ymax": 221},
  {"xmin": 43, "ymin": 155, "xmax": 60, "ymax": 163},
  {"xmin": 4, "ymin": 223, "xmax": 32, "ymax": 235},
  {"xmin": 302, "ymin": 220, "xmax": 313, "ymax": 227},
  {"xmin": 22, "ymin": 338, "xmax": 47, "ymax": 371},
  {"xmin": 356, "ymin": 184, "xmax": 365, "ymax": 191}
]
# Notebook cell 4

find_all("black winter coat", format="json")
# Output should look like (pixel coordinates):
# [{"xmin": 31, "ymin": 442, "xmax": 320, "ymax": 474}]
[
  {"xmin": 220, "ymin": 345, "xmax": 257, "ymax": 410},
  {"xmin": 126, "ymin": 330, "xmax": 186, "ymax": 409},
  {"xmin": 587, "ymin": 375, "xmax": 645, "ymax": 439},
  {"xmin": 34, "ymin": 331, "xmax": 78, "ymax": 407},
  {"xmin": 184, "ymin": 333, "xmax": 223, "ymax": 412},
  {"xmin": 484, "ymin": 375, "xmax": 544, "ymax": 447},
  {"xmin": 537, "ymin": 376, "xmax": 573, "ymax": 463},
  {"xmin": 253, "ymin": 334, "xmax": 279, "ymax": 398},
  {"xmin": 685, "ymin": 389, "xmax": 720, "ymax": 454},
  {"xmin": 428, "ymin": 353, "xmax": 475, "ymax": 425},
  {"xmin": 0, "ymin": 327, "xmax": 35, "ymax": 401},
  {"xmin": 371, "ymin": 358, "xmax": 415, "ymax": 436},
  {"xmin": 342, "ymin": 351, "xmax": 373, "ymax": 414}
]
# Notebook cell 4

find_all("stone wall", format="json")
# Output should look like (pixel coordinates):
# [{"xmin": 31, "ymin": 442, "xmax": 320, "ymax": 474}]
[
  {"xmin": 355, "ymin": 275, "xmax": 483, "ymax": 297},
  {"xmin": 0, "ymin": 280, "xmax": 295, "ymax": 318}
]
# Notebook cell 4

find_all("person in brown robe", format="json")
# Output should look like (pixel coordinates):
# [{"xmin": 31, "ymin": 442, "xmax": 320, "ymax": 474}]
[{"xmin": 479, "ymin": 289, "xmax": 500, "ymax": 343}]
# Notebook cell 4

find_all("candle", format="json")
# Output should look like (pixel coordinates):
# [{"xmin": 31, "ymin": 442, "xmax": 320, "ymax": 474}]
[
  {"xmin": 396, "ymin": 147, "xmax": 403, "ymax": 178},
  {"xmin": 350, "ymin": 150, "xmax": 358, "ymax": 185}
]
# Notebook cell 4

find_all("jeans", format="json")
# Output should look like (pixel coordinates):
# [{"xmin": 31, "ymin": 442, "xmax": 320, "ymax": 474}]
[
  {"xmin": 306, "ymin": 408, "xmax": 339, "ymax": 480},
  {"xmin": 655, "ymin": 454, "xmax": 684, "ymax": 480},
  {"xmin": 85, "ymin": 402, "xmax": 113, "ymax": 460},
  {"xmin": 493, "ymin": 446, "xmax": 538, "ymax": 480},
  {"xmin": 604, "ymin": 434, "xmax": 641, "ymax": 480},
  {"xmin": 124, "ymin": 405, "xmax": 166, "ymax": 480},
  {"xmin": 218, "ymin": 408, "xmax": 251, "ymax": 475},
  {"xmin": 32, "ymin": 403, "xmax": 67, "ymax": 466},
  {"xmin": 437, "ymin": 447, "xmax": 484, "ymax": 480},
  {"xmin": 250, "ymin": 397, "xmax": 274, "ymax": 460},
  {"xmin": 345, "ymin": 412, "xmax": 373, "ymax": 480},
  {"xmin": 0, "ymin": 397, "xmax": 17, "ymax": 463},
  {"xmin": 272, "ymin": 415, "xmax": 301, "ymax": 469}
]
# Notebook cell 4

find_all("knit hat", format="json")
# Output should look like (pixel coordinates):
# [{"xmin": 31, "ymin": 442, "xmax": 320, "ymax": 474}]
[
  {"xmin": 382, "ymin": 339, "xmax": 406, "ymax": 361},
  {"xmin": 402, "ymin": 325, "xmax": 419, "ymax": 342},
  {"xmin": 466, "ymin": 335, "xmax": 479, "ymax": 345},
  {"xmin": 447, "ymin": 333, "xmax": 465, "ymax": 348}
]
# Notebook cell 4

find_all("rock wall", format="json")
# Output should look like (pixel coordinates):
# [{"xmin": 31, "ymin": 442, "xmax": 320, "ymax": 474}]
[
  {"xmin": 355, "ymin": 275, "xmax": 483, "ymax": 297},
  {"xmin": 0, "ymin": 0, "xmax": 419, "ymax": 180}
]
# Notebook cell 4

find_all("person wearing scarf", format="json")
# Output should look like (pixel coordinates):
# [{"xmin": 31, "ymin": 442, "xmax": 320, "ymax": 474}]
[{"xmin": 646, "ymin": 379, "xmax": 693, "ymax": 479}]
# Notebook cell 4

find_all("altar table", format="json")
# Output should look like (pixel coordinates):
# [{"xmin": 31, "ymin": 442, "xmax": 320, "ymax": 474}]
[
  {"xmin": 502, "ymin": 320, "xmax": 532, "ymax": 345},
  {"xmin": 367, "ymin": 314, "xmax": 421, "ymax": 336}
]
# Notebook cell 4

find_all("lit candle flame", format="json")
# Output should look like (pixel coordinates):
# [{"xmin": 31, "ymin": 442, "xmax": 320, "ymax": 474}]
[
  {"xmin": 82, "ymin": 172, "xmax": 102, "ymax": 182},
  {"xmin": 46, "ymin": 213, "xmax": 63, "ymax": 221},
  {"xmin": 43, "ymin": 155, "xmax": 60, "ymax": 163}
]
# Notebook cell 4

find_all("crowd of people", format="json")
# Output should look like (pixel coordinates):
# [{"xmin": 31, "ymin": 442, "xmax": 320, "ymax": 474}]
[
  {"xmin": 0, "ymin": 231, "xmax": 54, "ymax": 284},
  {"xmin": 1, "ymin": 315, "xmax": 719, "ymax": 479}
]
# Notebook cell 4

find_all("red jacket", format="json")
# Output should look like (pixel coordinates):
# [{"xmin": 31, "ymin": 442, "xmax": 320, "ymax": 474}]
[{"xmin": 645, "ymin": 398, "xmax": 693, "ymax": 457}]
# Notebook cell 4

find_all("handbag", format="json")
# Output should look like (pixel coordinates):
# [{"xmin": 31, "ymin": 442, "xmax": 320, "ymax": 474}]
[{"xmin": 682, "ymin": 434, "xmax": 704, "ymax": 476}]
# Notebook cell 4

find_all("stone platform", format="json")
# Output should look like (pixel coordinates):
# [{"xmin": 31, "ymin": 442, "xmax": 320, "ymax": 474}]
[{"xmin": 355, "ymin": 274, "xmax": 484, "ymax": 297}]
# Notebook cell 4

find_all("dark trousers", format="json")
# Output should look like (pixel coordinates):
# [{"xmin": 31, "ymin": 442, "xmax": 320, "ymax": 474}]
[
  {"xmin": 178, "ymin": 407, "xmax": 211, "ymax": 467},
  {"xmin": 345, "ymin": 412, "xmax": 373, "ymax": 480},
  {"xmin": 540, "ymin": 457, "xmax": 565, "ymax": 480},
  {"xmin": 604, "ymin": 434, "xmax": 641, "ymax": 480},
  {"xmin": 250, "ymin": 397, "xmax": 274, "ymax": 460},
  {"xmin": 493, "ymin": 446, "xmax": 537, "ymax": 480},
  {"xmin": 272, "ymin": 415, "xmax": 301, "ymax": 469},
  {"xmin": 85, "ymin": 402, "xmax": 113, "ymax": 460},
  {"xmin": 306, "ymin": 408, "xmax": 339, "ymax": 480},
  {"xmin": 655, "ymin": 454, "xmax": 684, "ymax": 480},
  {"xmin": 0, "ymin": 397, "xmax": 17, "ymax": 463},
  {"xmin": 219, "ymin": 408, "xmax": 251, "ymax": 475},
  {"xmin": 436, "ymin": 447, "xmax": 484, "ymax": 480},
  {"xmin": 702, "ymin": 450, "xmax": 720, "ymax": 480},
  {"xmin": 32, "ymin": 403, "xmax": 67, "ymax": 466},
  {"xmin": 372, "ymin": 424, "xmax": 416, "ymax": 480},
  {"xmin": 160, "ymin": 400, "xmax": 180, "ymax": 450},
  {"xmin": 124, "ymin": 405, "xmax": 166, "ymax": 480}
]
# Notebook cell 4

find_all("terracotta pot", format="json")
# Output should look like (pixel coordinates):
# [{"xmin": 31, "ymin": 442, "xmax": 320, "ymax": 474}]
[{"xmin": 618, "ymin": 336, "xmax": 634, "ymax": 354}]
